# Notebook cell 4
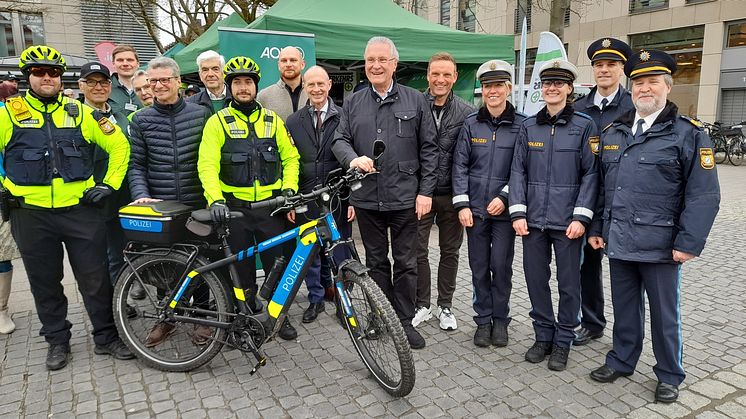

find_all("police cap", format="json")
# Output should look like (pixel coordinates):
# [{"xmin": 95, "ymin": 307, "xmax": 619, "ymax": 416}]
[
  {"xmin": 539, "ymin": 59, "xmax": 578, "ymax": 83},
  {"xmin": 587, "ymin": 37, "xmax": 632, "ymax": 63},
  {"xmin": 477, "ymin": 59, "xmax": 512, "ymax": 84},
  {"xmin": 185, "ymin": 84, "xmax": 201, "ymax": 94},
  {"xmin": 624, "ymin": 49, "xmax": 677, "ymax": 79},
  {"xmin": 79, "ymin": 61, "xmax": 111, "ymax": 80}
]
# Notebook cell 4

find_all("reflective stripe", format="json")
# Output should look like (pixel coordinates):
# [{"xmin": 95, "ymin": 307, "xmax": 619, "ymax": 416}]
[
  {"xmin": 452, "ymin": 194, "xmax": 469, "ymax": 204},
  {"xmin": 501, "ymin": 185, "xmax": 509, "ymax": 194},
  {"xmin": 509, "ymin": 204, "xmax": 527, "ymax": 214},
  {"xmin": 264, "ymin": 110, "xmax": 273, "ymax": 138},
  {"xmin": 573, "ymin": 207, "xmax": 594, "ymax": 219}
]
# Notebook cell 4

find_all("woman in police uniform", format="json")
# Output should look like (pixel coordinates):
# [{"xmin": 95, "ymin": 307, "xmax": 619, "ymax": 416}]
[{"xmin": 509, "ymin": 59, "xmax": 599, "ymax": 371}]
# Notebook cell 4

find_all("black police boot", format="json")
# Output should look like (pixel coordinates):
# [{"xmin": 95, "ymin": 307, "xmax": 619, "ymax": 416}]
[
  {"xmin": 547, "ymin": 345, "xmax": 570, "ymax": 371},
  {"xmin": 655, "ymin": 382, "xmax": 679, "ymax": 403},
  {"xmin": 94, "ymin": 338, "xmax": 136, "ymax": 360},
  {"xmin": 491, "ymin": 321, "xmax": 509, "ymax": 347},
  {"xmin": 46, "ymin": 343, "xmax": 71, "ymax": 371},
  {"xmin": 525, "ymin": 341, "xmax": 553, "ymax": 363},
  {"xmin": 278, "ymin": 318, "xmax": 297, "ymax": 341},
  {"xmin": 473, "ymin": 324, "xmax": 491, "ymax": 347}
]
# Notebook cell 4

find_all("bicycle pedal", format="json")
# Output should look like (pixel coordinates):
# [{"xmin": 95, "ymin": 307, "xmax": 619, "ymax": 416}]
[{"xmin": 249, "ymin": 357, "xmax": 267, "ymax": 375}]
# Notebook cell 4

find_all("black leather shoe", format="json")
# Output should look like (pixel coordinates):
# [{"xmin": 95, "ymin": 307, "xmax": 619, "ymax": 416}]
[
  {"xmin": 46, "ymin": 343, "xmax": 71, "ymax": 371},
  {"xmin": 278, "ymin": 318, "xmax": 298, "ymax": 341},
  {"xmin": 130, "ymin": 281, "xmax": 146, "ymax": 300},
  {"xmin": 547, "ymin": 345, "xmax": 570, "ymax": 371},
  {"xmin": 302, "ymin": 302, "xmax": 326, "ymax": 323},
  {"xmin": 403, "ymin": 324, "xmax": 425, "ymax": 349},
  {"xmin": 491, "ymin": 321, "xmax": 509, "ymax": 347},
  {"xmin": 94, "ymin": 338, "xmax": 136, "ymax": 360},
  {"xmin": 525, "ymin": 341, "xmax": 553, "ymax": 363},
  {"xmin": 573, "ymin": 327, "xmax": 603, "ymax": 346},
  {"xmin": 590, "ymin": 364, "xmax": 633, "ymax": 383},
  {"xmin": 655, "ymin": 382, "xmax": 679, "ymax": 403},
  {"xmin": 473, "ymin": 324, "xmax": 491, "ymax": 347}
]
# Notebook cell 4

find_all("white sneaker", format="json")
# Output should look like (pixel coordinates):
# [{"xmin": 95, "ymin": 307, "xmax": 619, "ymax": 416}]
[
  {"xmin": 437, "ymin": 306, "xmax": 457, "ymax": 331},
  {"xmin": 411, "ymin": 306, "xmax": 432, "ymax": 327}
]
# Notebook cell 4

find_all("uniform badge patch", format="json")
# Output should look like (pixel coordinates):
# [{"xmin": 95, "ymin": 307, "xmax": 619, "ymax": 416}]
[
  {"xmin": 589, "ymin": 136, "xmax": 600, "ymax": 155},
  {"xmin": 471, "ymin": 137, "xmax": 487, "ymax": 144},
  {"xmin": 229, "ymin": 129, "xmax": 247, "ymax": 136},
  {"xmin": 700, "ymin": 148, "xmax": 714, "ymax": 170},
  {"xmin": 97, "ymin": 117, "xmax": 116, "ymax": 135},
  {"xmin": 6, "ymin": 97, "xmax": 32, "ymax": 121},
  {"xmin": 528, "ymin": 141, "xmax": 544, "ymax": 148}
]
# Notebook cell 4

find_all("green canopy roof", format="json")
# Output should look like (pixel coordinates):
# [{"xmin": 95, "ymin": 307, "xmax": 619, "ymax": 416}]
[{"xmin": 173, "ymin": 0, "xmax": 513, "ymax": 72}]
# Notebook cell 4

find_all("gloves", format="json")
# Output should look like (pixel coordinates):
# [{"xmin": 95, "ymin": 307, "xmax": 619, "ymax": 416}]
[
  {"xmin": 210, "ymin": 200, "xmax": 230, "ymax": 224},
  {"xmin": 281, "ymin": 189, "xmax": 295, "ymax": 198},
  {"xmin": 82, "ymin": 183, "xmax": 114, "ymax": 206}
]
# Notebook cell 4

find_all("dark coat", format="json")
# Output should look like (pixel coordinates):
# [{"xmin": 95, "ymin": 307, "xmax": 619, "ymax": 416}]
[
  {"xmin": 590, "ymin": 101, "xmax": 720, "ymax": 262},
  {"xmin": 128, "ymin": 97, "xmax": 211, "ymax": 207},
  {"xmin": 332, "ymin": 82, "xmax": 438, "ymax": 211},
  {"xmin": 574, "ymin": 85, "xmax": 634, "ymax": 131},
  {"xmin": 186, "ymin": 86, "xmax": 231, "ymax": 115}
]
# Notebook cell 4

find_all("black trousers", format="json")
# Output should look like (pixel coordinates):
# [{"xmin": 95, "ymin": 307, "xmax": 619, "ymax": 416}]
[
  {"xmin": 580, "ymin": 243, "xmax": 606, "ymax": 333},
  {"xmin": 356, "ymin": 207, "xmax": 418, "ymax": 323},
  {"xmin": 10, "ymin": 205, "xmax": 118, "ymax": 346},
  {"xmin": 467, "ymin": 218, "xmax": 515, "ymax": 326},
  {"xmin": 228, "ymin": 206, "xmax": 290, "ymax": 292},
  {"xmin": 416, "ymin": 194, "xmax": 464, "ymax": 309},
  {"xmin": 522, "ymin": 228, "xmax": 582, "ymax": 348},
  {"xmin": 105, "ymin": 216, "xmax": 127, "ymax": 284}
]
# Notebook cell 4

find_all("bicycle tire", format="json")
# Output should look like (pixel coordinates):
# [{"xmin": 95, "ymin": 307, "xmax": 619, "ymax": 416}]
[
  {"xmin": 113, "ymin": 252, "xmax": 232, "ymax": 372},
  {"xmin": 713, "ymin": 135, "xmax": 728, "ymax": 164},
  {"xmin": 338, "ymin": 271, "xmax": 415, "ymax": 397},
  {"xmin": 729, "ymin": 137, "xmax": 745, "ymax": 166}
]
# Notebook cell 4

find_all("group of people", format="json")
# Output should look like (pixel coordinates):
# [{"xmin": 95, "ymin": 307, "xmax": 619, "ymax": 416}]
[{"xmin": 0, "ymin": 34, "xmax": 720, "ymax": 404}]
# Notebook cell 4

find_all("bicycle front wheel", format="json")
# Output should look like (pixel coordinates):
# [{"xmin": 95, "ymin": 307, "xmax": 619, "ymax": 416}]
[
  {"xmin": 338, "ymin": 270, "xmax": 415, "ymax": 397},
  {"xmin": 729, "ymin": 137, "xmax": 745, "ymax": 166},
  {"xmin": 113, "ymin": 252, "xmax": 232, "ymax": 372}
]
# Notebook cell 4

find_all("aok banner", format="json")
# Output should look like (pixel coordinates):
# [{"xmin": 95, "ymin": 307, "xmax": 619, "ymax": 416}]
[{"xmin": 218, "ymin": 28, "xmax": 317, "ymax": 91}]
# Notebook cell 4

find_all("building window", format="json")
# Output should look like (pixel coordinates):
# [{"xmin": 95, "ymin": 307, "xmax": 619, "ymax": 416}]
[
  {"xmin": 630, "ymin": 26, "xmax": 704, "ymax": 117},
  {"xmin": 685, "ymin": 0, "xmax": 715, "ymax": 4},
  {"xmin": 564, "ymin": 7, "xmax": 571, "ymax": 26},
  {"xmin": 457, "ymin": 0, "xmax": 476, "ymax": 32},
  {"xmin": 0, "ymin": 11, "xmax": 45, "ymax": 57},
  {"xmin": 440, "ymin": 0, "xmax": 450, "ymax": 27},
  {"xmin": 727, "ymin": 21, "xmax": 746, "ymax": 49},
  {"xmin": 514, "ymin": 0, "xmax": 532, "ymax": 34},
  {"xmin": 629, "ymin": 0, "xmax": 669, "ymax": 14}
]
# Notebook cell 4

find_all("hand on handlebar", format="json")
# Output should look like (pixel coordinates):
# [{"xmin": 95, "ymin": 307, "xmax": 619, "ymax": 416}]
[
  {"xmin": 350, "ymin": 156, "xmax": 376, "ymax": 173},
  {"xmin": 210, "ymin": 200, "xmax": 230, "ymax": 224}
]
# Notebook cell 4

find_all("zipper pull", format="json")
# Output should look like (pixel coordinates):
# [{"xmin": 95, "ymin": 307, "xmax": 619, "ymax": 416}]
[
  {"xmin": 492, "ymin": 131, "xmax": 496, "ymax": 142},
  {"xmin": 551, "ymin": 126, "xmax": 555, "ymax": 136}
]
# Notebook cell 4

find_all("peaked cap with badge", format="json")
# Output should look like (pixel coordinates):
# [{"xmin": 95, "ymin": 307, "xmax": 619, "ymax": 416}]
[
  {"xmin": 587, "ymin": 38, "xmax": 632, "ymax": 63},
  {"xmin": 477, "ymin": 59, "xmax": 512, "ymax": 84},
  {"xmin": 624, "ymin": 49, "xmax": 677, "ymax": 79},
  {"xmin": 539, "ymin": 59, "xmax": 578, "ymax": 83}
]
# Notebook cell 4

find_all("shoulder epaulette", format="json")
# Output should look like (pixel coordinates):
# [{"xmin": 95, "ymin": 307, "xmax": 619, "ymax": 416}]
[
  {"xmin": 515, "ymin": 111, "xmax": 528, "ymax": 119},
  {"xmin": 681, "ymin": 115, "xmax": 703, "ymax": 129},
  {"xmin": 603, "ymin": 123, "xmax": 614, "ymax": 132},
  {"xmin": 574, "ymin": 111, "xmax": 592, "ymax": 121}
]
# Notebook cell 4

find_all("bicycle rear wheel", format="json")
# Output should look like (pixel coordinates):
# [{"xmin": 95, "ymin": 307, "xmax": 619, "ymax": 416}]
[
  {"xmin": 337, "ymin": 269, "xmax": 415, "ymax": 397},
  {"xmin": 729, "ymin": 137, "xmax": 744, "ymax": 166},
  {"xmin": 714, "ymin": 135, "xmax": 728, "ymax": 164},
  {"xmin": 113, "ymin": 251, "xmax": 232, "ymax": 372}
]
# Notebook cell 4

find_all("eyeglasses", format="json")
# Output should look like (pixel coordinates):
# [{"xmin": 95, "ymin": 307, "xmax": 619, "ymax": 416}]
[
  {"xmin": 541, "ymin": 80, "xmax": 568, "ymax": 88},
  {"xmin": 365, "ymin": 57, "xmax": 395, "ymax": 65},
  {"xmin": 29, "ymin": 67, "xmax": 63, "ymax": 78},
  {"xmin": 82, "ymin": 79, "xmax": 112, "ymax": 87},
  {"xmin": 148, "ymin": 77, "xmax": 178, "ymax": 86}
]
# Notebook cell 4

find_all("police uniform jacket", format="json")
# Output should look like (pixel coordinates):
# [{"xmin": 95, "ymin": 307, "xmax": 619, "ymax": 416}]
[
  {"xmin": 198, "ymin": 101, "xmax": 300, "ymax": 205},
  {"xmin": 332, "ymin": 81, "xmax": 439, "ymax": 211},
  {"xmin": 285, "ymin": 98, "xmax": 341, "ymax": 194},
  {"xmin": 0, "ymin": 92, "xmax": 130, "ymax": 208},
  {"xmin": 128, "ymin": 97, "xmax": 211, "ymax": 207},
  {"xmin": 509, "ymin": 105, "xmax": 599, "ymax": 229},
  {"xmin": 452, "ymin": 102, "xmax": 526, "ymax": 221},
  {"xmin": 574, "ymin": 85, "xmax": 634, "ymax": 132},
  {"xmin": 424, "ymin": 90, "xmax": 476, "ymax": 196},
  {"xmin": 590, "ymin": 101, "xmax": 720, "ymax": 263}
]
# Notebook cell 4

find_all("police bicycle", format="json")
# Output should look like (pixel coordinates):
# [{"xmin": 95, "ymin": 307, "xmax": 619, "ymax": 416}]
[{"xmin": 111, "ymin": 142, "xmax": 416, "ymax": 397}]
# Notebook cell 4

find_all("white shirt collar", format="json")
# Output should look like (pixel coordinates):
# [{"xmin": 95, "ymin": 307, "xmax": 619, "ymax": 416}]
[
  {"xmin": 374, "ymin": 80, "xmax": 394, "ymax": 100},
  {"xmin": 593, "ymin": 86, "xmax": 619, "ymax": 109},
  {"xmin": 633, "ymin": 107, "xmax": 665, "ymax": 135},
  {"xmin": 207, "ymin": 84, "xmax": 227, "ymax": 100}
]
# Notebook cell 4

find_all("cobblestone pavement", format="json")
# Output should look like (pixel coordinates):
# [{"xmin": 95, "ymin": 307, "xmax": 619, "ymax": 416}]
[{"xmin": 1, "ymin": 164, "xmax": 745, "ymax": 419}]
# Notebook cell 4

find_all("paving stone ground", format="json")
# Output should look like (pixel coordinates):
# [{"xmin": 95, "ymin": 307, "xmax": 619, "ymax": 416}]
[{"xmin": 1, "ymin": 164, "xmax": 745, "ymax": 418}]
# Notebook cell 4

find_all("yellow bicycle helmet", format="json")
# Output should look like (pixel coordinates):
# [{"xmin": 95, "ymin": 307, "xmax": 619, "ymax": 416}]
[
  {"xmin": 224, "ymin": 56, "xmax": 261, "ymax": 84},
  {"xmin": 19, "ymin": 45, "xmax": 67, "ymax": 72}
]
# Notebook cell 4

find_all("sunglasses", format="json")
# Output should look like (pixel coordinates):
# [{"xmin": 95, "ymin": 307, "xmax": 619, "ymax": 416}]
[{"xmin": 29, "ymin": 67, "xmax": 63, "ymax": 78}]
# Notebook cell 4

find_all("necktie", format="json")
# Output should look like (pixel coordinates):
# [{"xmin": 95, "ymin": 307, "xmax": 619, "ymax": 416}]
[
  {"xmin": 315, "ymin": 110, "xmax": 323, "ymax": 140},
  {"xmin": 600, "ymin": 98, "xmax": 608, "ymax": 112},
  {"xmin": 634, "ymin": 119, "xmax": 646, "ymax": 141}
]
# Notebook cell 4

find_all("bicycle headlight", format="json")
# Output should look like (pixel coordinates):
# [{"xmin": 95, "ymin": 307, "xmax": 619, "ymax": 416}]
[
  {"xmin": 350, "ymin": 181, "xmax": 362, "ymax": 191},
  {"xmin": 321, "ymin": 192, "xmax": 331, "ymax": 202}
]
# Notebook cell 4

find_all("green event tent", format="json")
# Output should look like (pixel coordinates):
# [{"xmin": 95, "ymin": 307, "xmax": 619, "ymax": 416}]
[{"xmin": 174, "ymin": 12, "xmax": 248, "ymax": 74}]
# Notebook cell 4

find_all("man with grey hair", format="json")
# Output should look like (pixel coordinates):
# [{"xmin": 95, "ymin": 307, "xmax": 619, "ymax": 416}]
[
  {"xmin": 257, "ymin": 46, "xmax": 308, "ymax": 120},
  {"xmin": 333, "ymin": 36, "xmax": 438, "ymax": 349},
  {"xmin": 187, "ymin": 50, "xmax": 231, "ymax": 114}
]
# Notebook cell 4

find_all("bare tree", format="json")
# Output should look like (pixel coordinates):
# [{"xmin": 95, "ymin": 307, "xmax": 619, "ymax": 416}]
[{"xmin": 533, "ymin": 0, "xmax": 610, "ymax": 41}]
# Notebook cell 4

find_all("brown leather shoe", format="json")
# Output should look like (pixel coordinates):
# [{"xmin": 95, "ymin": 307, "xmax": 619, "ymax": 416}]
[
  {"xmin": 144, "ymin": 322, "xmax": 176, "ymax": 347},
  {"xmin": 192, "ymin": 324, "xmax": 213, "ymax": 346}
]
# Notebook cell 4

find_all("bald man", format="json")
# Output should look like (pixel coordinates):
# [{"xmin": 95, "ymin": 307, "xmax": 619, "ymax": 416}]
[{"xmin": 257, "ymin": 46, "xmax": 309, "ymax": 120}]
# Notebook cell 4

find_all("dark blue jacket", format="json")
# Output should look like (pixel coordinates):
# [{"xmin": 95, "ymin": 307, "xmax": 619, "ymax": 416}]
[
  {"xmin": 452, "ymin": 102, "xmax": 526, "ymax": 221},
  {"xmin": 590, "ymin": 102, "xmax": 720, "ymax": 263},
  {"xmin": 574, "ymin": 85, "xmax": 634, "ymax": 132},
  {"xmin": 509, "ymin": 105, "xmax": 599, "ymax": 230},
  {"xmin": 285, "ymin": 98, "xmax": 342, "ymax": 194}
]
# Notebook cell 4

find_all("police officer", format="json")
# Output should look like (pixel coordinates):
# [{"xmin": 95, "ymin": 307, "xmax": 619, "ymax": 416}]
[
  {"xmin": 509, "ymin": 59, "xmax": 599, "ymax": 371},
  {"xmin": 588, "ymin": 50, "xmax": 720, "ymax": 403},
  {"xmin": 452, "ymin": 59, "xmax": 525, "ymax": 348},
  {"xmin": 198, "ymin": 56, "xmax": 301, "ymax": 341},
  {"xmin": 573, "ymin": 38, "xmax": 634, "ymax": 346},
  {"xmin": 0, "ymin": 45, "xmax": 133, "ymax": 370}
]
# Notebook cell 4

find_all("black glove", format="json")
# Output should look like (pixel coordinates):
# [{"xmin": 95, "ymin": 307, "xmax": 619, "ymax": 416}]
[
  {"xmin": 82, "ymin": 183, "xmax": 114, "ymax": 206},
  {"xmin": 210, "ymin": 200, "xmax": 230, "ymax": 224},
  {"xmin": 281, "ymin": 189, "xmax": 294, "ymax": 198}
]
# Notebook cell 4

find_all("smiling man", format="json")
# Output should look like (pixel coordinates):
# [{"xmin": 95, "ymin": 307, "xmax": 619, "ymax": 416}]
[
  {"xmin": 109, "ymin": 45, "xmax": 142, "ymax": 116},
  {"xmin": 187, "ymin": 50, "xmax": 231, "ymax": 115},
  {"xmin": 257, "ymin": 46, "xmax": 308, "ymax": 121}
]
